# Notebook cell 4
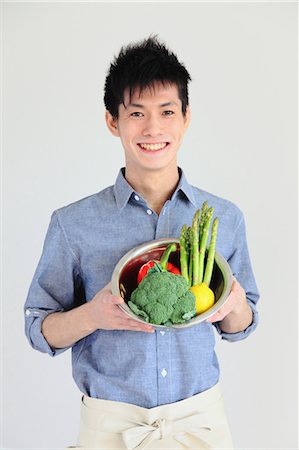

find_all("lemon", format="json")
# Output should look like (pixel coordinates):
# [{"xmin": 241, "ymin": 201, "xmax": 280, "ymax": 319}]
[{"xmin": 190, "ymin": 283, "xmax": 215, "ymax": 314}]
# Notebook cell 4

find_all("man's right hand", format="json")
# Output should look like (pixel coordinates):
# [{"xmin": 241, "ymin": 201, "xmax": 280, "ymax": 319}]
[
  {"xmin": 88, "ymin": 282, "xmax": 155, "ymax": 333},
  {"xmin": 42, "ymin": 282, "xmax": 154, "ymax": 349}
]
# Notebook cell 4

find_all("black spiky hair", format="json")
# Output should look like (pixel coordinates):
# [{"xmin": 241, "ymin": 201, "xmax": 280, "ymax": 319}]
[{"xmin": 104, "ymin": 35, "xmax": 192, "ymax": 118}]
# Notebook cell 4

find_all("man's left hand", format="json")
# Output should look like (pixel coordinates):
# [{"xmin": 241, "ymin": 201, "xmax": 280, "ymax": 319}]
[{"xmin": 206, "ymin": 277, "xmax": 253, "ymax": 333}]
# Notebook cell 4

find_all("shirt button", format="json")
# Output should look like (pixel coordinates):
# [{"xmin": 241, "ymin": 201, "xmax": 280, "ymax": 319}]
[
  {"xmin": 134, "ymin": 194, "xmax": 140, "ymax": 201},
  {"xmin": 161, "ymin": 369, "xmax": 167, "ymax": 377},
  {"xmin": 146, "ymin": 209, "xmax": 152, "ymax": 215},
  {"xmin": 160, "ymin": 331, "xmax": 165, "ymax": 335},
  {"xmin": 25, "ymin": 309, "xmax": 31, "ymax": 316}
]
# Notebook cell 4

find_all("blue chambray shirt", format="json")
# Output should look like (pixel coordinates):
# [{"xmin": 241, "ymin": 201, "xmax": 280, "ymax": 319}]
[{"xmin": 24, "ymin": 168, "xmax": 259, "ymax": 408}]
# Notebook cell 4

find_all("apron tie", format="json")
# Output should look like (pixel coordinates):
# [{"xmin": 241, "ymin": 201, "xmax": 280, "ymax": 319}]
[{"xmin": 122, "ymin": 411, "xmax": 214, "ymax": 450}]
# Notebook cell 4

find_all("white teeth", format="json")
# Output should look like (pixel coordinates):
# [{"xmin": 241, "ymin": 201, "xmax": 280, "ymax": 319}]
[{"xmin": 139, "ymin": 143, "xmax": 167, "ymax": 151}]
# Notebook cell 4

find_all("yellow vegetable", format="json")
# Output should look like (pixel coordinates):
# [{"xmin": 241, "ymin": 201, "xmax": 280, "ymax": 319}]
[{"xmin": 190, "ymin": 283, "xmax": 215, "ymax": 314}]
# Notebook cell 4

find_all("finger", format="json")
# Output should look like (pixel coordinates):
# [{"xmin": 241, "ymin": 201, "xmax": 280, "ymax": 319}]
[
  {"xmin": 117, "ymin": 319, "xmax": 155, "ymax": 332},
  {"xmin": 115, "ymin": 306, "xmax": 136, "ymax": 319},
  {"xmin": 206, "ymin": 305, "xmax": 228, "ymax": 322},
  {"xmin": 112, "ymin": 308, "xmax": 154, "ymax": 328},
  {"xmin": 123, "ymin": 317, "xmax": 154, "ymax": 329},
  {"xmin": 206, "ymin": 313, "xmax": 220, "ymax": 323},
  {"xmin": 115, "ymin": 305, "xmax": 154, "ymax": 325}
]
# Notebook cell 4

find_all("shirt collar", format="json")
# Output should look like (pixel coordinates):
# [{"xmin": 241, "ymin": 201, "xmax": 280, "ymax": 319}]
[
  {"xmin": 174, "ymin": 168, "xmax": 197, "ymax": 207},
  {"xmin": 114, "ymin": 168, "xmax": 135, "ymax": 210},
  {"xmin": 113, "ymin": 167, "xmax": 197, "ymax": 210}
]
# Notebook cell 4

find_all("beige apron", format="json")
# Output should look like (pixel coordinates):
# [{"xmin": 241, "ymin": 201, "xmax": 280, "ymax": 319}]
[{"xmin": 67, "ymin": 383, "xmax": 234, "ymax": 450}]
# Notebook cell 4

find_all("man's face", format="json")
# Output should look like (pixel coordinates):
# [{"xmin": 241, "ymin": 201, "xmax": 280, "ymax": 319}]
[{"xmin": 106, "ymin": 82, "xmax": 190, "ymax": 177}]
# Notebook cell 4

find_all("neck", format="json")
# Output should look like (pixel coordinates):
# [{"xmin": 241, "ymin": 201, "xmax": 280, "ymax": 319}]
[{"xmin": 125, "ymin": 167, "xmax": 180, "ymax": 215}]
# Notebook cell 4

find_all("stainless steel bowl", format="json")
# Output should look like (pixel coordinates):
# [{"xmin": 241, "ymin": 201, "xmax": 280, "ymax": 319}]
[{"xmin": 111, "ymin": 238, "xmax": 233, "ymax": 329}]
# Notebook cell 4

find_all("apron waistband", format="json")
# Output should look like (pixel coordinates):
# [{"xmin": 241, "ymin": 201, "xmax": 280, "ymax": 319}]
[{"xmin": 79, "ymin": 384, "xmax": 231, "ymax": 450}]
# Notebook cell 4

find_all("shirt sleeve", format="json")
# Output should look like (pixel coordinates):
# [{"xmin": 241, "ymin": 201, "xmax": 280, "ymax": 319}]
[
  {"xmin": 24, "ymin": 211, "xmax": 83, "ymax": 356},
  {"xmin": 213, "ymin": 211, "xmax": 260, "ymax": 342}
]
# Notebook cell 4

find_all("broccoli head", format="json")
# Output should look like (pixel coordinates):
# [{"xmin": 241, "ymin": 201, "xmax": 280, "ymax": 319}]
[{"xmin": 128, "ymin": 271, "xmax": 196, "ymax": 325}]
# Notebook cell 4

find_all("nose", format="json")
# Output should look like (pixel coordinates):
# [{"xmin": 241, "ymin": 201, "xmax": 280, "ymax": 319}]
[{"xmin": 142, "ymin": 115, "xmax": 163, "ymax": 137}]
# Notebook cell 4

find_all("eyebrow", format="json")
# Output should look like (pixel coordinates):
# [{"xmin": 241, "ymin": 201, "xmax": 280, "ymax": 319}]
[{"xmin": 126, "ymin": 101, "xmax": 179, "ymax": 108}]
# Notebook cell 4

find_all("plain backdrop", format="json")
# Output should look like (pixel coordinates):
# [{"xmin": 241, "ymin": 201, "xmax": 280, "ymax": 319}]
[{"xmin": 2, "ymin": 2, "xmax": 298, "ymax": 449}]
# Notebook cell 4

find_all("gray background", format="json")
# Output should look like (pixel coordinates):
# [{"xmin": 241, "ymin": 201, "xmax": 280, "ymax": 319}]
[{"xmin": 2, "ymin": 2, "xmax": 298, "ymax": 449}]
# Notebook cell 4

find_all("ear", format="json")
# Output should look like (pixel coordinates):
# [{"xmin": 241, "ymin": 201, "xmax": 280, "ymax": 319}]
[
  {"xmin": 105, "ymin": 111, "xmax": 120, "ymax": 137},
  {"xmin": 183, "ymin": 105, "xmax": 191, "ymax": 129}
]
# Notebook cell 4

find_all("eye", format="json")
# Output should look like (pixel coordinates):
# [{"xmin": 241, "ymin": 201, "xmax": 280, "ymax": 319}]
[
  {"xmin": 130, "ymin": 112, "xmax": 144, "ymax": 117},
  {"xmin": 163, "ymin": 110, "xmax": 175, "ymax": 116}
]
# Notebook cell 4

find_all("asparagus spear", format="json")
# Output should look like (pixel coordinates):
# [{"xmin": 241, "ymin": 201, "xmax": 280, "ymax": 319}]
[
  {"xmin": 198, "ymin": 207, "xmax": 214, "ymax": 284},
  {"xmin": 187, "ymin": 226, "xmax": 193, "ymax": 287},
  {"xmin": 179, "ymin": 224, "xmax": 189, "ymax": 284},
  {"xmin": 203, "ymin": 217, "xmax": 219, "ymax": 286},
  {"xmin": 192, "ymin": 209, "xmax": 200, "ymax": 285},
  {"xmin": 199, "ymin": 201, "xmax": 209, "ymax": 240}
]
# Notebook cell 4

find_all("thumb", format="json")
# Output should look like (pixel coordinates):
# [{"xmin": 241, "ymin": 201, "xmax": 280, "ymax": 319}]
[
  {"xmin": 231, "ymin": 277, "xmax": 240, "ymax": 292},
  {"xmin": 109, "ymin": 294, "xmax": 124, "ymax": 305},
  {"xmin": 102, "ymin": 282, "xmax": 124, "ymax": 304}
]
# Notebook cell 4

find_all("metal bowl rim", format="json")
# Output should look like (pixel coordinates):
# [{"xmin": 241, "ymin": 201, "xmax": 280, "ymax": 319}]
[{"xmin": 111, "ymin": 238, "xmax": 232, "ymax": 329}]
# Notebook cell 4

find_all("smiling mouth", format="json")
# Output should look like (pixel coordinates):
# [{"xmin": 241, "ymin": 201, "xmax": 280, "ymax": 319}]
[{"xmin": 138, "ymin": 142, "xmax": 169, "ymax": 151}]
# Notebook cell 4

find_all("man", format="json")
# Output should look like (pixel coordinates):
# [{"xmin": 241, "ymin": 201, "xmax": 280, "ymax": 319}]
[{"xmin": 24, "ymin": 36, "xmax": 259, "ymax": 449}]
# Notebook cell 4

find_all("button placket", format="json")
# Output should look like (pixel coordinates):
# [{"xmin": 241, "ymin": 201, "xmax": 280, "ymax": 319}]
[
  {"xmin": 155, "ymin": 201, "xmax": 171, "ymax": 239},
  {"xmin": 156, "ymin": 329, "xmax": 172, "ymax": 404}
]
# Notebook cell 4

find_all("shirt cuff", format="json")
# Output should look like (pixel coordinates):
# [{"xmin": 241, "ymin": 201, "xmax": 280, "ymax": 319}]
[
  {"xmin": 213, "ymin": 301, "xmax": 259, "ymax": 342},
  {"xmin": 25, "ymin": 308, "xmax": 70, "ymax": 356}
]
